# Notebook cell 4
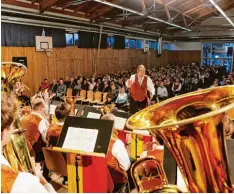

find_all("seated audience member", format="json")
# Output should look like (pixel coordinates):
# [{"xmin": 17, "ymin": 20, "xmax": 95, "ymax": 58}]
[
  {"xmin": 68, "ymin": 77, "xmax": 76, "ymax": 96},
  {"xmin": 103, "ymin": 81, "xmax": 111, "ymax": 93},
  {"xmin": 157, "ymin": 82, "xmax": 168, "ymax": 102},
  {"xmin": 64, "ymin": 76, "xmax": 70, "ymax": 90},
  {"xmin": 40, "ymin": 79, "xmax": 50, "ymax": 92},
  {"xmin": 81, "ymin": 79, "xmax": 89, "ymax": 91},
  {"xmin": 115, "ymin": 87, "xmax": 128, "ymax": 108},
  {"xmin": 56, "ymin": 78, "xmax": 66, "ymax": 101},
  {"xmin": 47, "ymin": 103, "xmax": 71, "ymax": 147},
  {"xmin": 171, "ymin": 78, "xmax": 182, "ymax": 96},
  {"xmin": 21, "ymin": 97, "xmax": 49, "ymax": 162},
  {"xmin": 1, "ymin": 93, "xmax": 55, "ymax": 193},
  {"xmin": 107, "ymin": 84, "xmax": 118, "ymax": 103},
  {"xmin": 50, "ymin": 79, "xmax": 58, "ymax": 94},
  {"xmin": 73, "ymin": 79, "xmax": 82, "ymax": 96},
  {"xmin": 101, "ymin": 114, "xmax": 131, "ymax": 192}
]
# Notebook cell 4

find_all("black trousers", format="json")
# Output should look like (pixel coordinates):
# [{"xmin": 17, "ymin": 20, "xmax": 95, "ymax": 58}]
[{"xmin": 130, "ymin": 97, "xmax": 147, "ymax": 114}]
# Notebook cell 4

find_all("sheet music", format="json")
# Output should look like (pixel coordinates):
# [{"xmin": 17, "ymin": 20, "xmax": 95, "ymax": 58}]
[
  {"xmin": 49, "ymin": 104, "xmax": 57, "ymax": 115},
  {"xmin": 62, "ymin": 127, "xmax": 98, "ymax": 152},
  {"xmin": 87, "ymin": 112, "xmax": 101, "ymax": 119},
  {"xmin": 114, "ymin": 117, "xmax": 126, "ymax": 130},
  {"xmin": 75, "ymin": 109, "xmax": 78, "ymax": 115}
]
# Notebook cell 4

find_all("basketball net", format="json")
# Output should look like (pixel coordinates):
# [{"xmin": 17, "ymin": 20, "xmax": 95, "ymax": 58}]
[{"xmin": 44, "ymin": 49, "xmax": 51, "ymax": 57}]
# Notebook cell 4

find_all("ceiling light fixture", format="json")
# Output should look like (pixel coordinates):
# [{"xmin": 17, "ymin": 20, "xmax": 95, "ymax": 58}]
[
  {"xmin": 93, "ymin": 0, "xmax": 191, "ymax": 31},
  {"xmin": 208, "ymin": 0, "xmax": 234, "ymax": 27}
]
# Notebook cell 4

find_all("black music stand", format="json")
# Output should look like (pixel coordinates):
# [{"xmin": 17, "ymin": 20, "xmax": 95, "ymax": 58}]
[
  {"xmin": 54, "ymin": 116, "xmax": 113, "ymax": 193},
  {"xmin": 82, "ymin": 106, "xmax": 102, "ymax": 118}
]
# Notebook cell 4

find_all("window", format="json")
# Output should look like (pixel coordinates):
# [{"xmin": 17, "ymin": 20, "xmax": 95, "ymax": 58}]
[
  {"xmin": 107, "ymin": 36, "xmax": 114, "ymax": 48},
  {"xmin": 65, "ymin": 33, "xmax": 79, "ymax": 46},
  {"xmin": 74, "ymin": 33, "xmax": 79, "ymax": 46},
  {"xmin": 66, "ymin": 33, "xmax": 74, "ymax": 46},
  {"xmin": 149, "ymin": 41, "xmax": 158, "ymax": 50},
  {"xmin": 136, "ymin": 39, "xmax": 143, "ymax": 49}
]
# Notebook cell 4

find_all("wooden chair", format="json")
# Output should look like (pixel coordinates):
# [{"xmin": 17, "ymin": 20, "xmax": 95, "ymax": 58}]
[
  {"xmin": 76, "ymin": 90, "xmax": 86, "ymax": 104},
  {"xmin": 98, "ymin": 92, "xmax": 108, "ymax": 105},
  {"xmin": 82, "ymin": 90, "xmax": 94, "ymax": 104},
  {"xmin": 66, "ymin": 88, "xmax": 72, "ymax": 97},
  {"xmin": 90, "ymin": 92, "xmax": 103, "ymax": 105}
]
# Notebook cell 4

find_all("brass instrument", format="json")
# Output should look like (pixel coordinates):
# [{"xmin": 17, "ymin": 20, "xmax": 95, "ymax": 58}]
[
  {"xmin": 1, "ymin": 62, "xmax": 33, "ymax": 173},
  {"xmin": 126, "ymin": 85, "xmax": 234, "ymax": 192},
  {"xmin": 131, "ymin": 157, "xmax": 181, "ymax": 193},
  {"xmin": 98, "ymin": 103, "xmax": 116, "ymax": 115}
]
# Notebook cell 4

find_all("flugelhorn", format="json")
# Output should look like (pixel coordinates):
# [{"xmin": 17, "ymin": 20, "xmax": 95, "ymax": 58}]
[
  {"xmin": 127, "ymin": 85, "xmax": 234, "ymax": 192},
  {"xmin": 1, "ymin": 62, "xmax": 33, "ymax": 173}
]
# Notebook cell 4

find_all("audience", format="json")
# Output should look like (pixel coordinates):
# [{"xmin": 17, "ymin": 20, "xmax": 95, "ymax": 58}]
[{"xmin": 37, "ymin": 63, "xmax": 233, "ymax": 105}]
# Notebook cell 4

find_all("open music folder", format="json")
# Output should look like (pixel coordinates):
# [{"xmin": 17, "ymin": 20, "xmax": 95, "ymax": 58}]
[{"xmin": 55, "ymin": 116, "xmax": 113, "ymax": 156}]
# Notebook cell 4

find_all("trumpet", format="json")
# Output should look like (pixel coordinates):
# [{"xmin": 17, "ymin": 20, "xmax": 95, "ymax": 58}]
[{"xmin": 127, "ymin": 85, "xmax": 234, "ymax": 192}]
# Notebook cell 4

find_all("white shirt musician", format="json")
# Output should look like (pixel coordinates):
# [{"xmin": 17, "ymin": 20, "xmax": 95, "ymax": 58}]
[
  {"xmin": 126, "ymin": 65, "xmax": 155, "ymax": 114},
  {"xmin": 1, "ymin": 93, "xmax": 55, "ymax": 193}
]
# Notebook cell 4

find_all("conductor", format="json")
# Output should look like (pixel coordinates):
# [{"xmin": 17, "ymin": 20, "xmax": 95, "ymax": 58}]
[{"xmin": 126, "ymin": 65, "xmax": 155, "ymax": 114}]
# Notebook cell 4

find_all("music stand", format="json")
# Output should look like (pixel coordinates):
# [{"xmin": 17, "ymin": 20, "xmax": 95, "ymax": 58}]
[
  {"xmin": 82, "ymin": 106, "xmax": 102, "ymax": 119},
  {"xmin": 75, "ymin": 104, "xmax": 86, "ymax": 117},
  {"xmin": 53, "ymin": 116, "xmax": 113, "ymax": 193}
]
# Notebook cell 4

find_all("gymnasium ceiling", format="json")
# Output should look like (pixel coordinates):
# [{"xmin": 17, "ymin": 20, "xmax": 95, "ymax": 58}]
[{"xmin": 1, "ymin": 0, "xmax": 234, "ymax": 41}]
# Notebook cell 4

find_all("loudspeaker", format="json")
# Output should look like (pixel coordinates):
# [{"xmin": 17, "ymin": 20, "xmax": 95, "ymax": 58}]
[{"xmin": 12, "ymin": 57, "xmax": 27, "ymax": 67}]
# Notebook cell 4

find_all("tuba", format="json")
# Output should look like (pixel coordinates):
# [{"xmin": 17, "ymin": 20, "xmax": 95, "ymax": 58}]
[
  {"xmin": 1, "ymin": 62, "xmax": 33, "ymax": 173},
  {"xmin": 127, "ymin": 85, "xmax": 234, "ymax": 192}
]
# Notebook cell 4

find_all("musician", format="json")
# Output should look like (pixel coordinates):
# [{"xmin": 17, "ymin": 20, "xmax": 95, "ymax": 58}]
[
  {"xmin": 47, "ymin": 103, "xmax": 71, "ymax": 146},
  {"xmin": 126, "ymin": 65, "xmax": 155, "ymax": 114},
  {"xmin": 101, "ymin": 114, "xmax": 131, "ymax": 192},
  {"xmin": 1, "ymin": 93, "xmax": 55, "ymax": 193},
  {"xmin": 21, "ymin": 98, "xmax": 49, "ymax": 163}
]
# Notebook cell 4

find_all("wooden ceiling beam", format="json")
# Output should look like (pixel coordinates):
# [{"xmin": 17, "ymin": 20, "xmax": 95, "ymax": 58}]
[
  {"xmin": 90, "ymin": 0, "xmax": 120, "ymax": 21},
  {"xmin": 86, "ymin": 3, "xmax": 103, "ymax": 15},
  {"xmin": 153, "ymin": 0, "xmax": 194, "ymax": 20},
  {"xmin": 2, "ymin": 0, "xmax": 87, "ymax": 18},
  {"xmin": 161, "ymin": 0, "xmax": 172, "ymax": 22},
  {"xmin": 166, "ymin": 0, "xmax": 178, "ymax": 6},
  {"xmin": 31, "ymin": 0, "xmax": 37, "ymax": 4},
  {"xmin": 39, "ymin": 0, "xmax": 58, "ymax": 13},
  {"xmin": 73, "ymin": 1, "xmax": 88, "ymax": 13}
]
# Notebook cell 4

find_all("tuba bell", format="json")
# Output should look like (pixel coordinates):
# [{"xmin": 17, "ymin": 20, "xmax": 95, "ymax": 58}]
[
  {"xmin": 127, "ymin": 85, "xmax": 234, "ymax": 192},
  {"xmin": 1, "ymin": 62, "xmax": 33, "ymax": 173}
]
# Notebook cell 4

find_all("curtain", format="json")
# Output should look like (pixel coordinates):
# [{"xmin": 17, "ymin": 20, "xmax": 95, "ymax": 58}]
[
  {"xmin": 93, "ymin": 33, "xmax": 107, "ymax": 49},
  {"xmin": 113, "ymin": 35, "xmax": 125, "ymax": 49},
  {"xmin": 1, "ymin": 23, "xmax": 66, "ymax": 47},
  {"xmin": 45, "ymin": 28, "xmax": 66, "ymax": 47},
  {"xmin": 1, "ymin": 23, "xmax": 41, "ymax": 46},
  {"xmin": 78, "ymin": 31, "xmax": 94, "ymax": 48}
]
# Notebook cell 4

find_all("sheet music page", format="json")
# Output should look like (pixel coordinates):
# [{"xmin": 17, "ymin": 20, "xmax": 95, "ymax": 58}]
[
  {"xmin": 114, "ymin": 117, "xmax": 126, "ymax": 130},
  {"xmin": 75, "ymin": 109, "xmax": 78, "ymax": 115},
  {"xmin": 49, "ymin": 104, "xmax": 57, "ymax": 115},
  {"xmin": 87, "ymin": 112, "xmax": 101, "ymax": 119},
  {"xmin": 62, "ymin": 127, "xmax": 98, "ymax": 152}
]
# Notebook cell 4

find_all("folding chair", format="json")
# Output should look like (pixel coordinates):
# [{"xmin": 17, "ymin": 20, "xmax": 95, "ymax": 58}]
[
  {"xmin": 82, "ymin": 90, "xmax": 94, "ymax": 105},
  {"xmin": 76, "ymin": 90, "xmax": 87, "ymax": 104},
  {"xmin": 98, "ymin": 92, "xmax": 108, "ymax": 105},
  {"xmin": 90, "ymin": 92, "xmax": 103, "ymax": 105}
]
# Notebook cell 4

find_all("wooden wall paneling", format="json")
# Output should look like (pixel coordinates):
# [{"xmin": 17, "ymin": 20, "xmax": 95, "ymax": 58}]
[{"xmin": 1, "ymin": 47, "xmax": 201, "ymax": 96}]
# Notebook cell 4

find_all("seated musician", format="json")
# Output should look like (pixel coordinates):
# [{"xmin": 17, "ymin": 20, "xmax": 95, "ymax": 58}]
[
  {"xmin": 1, "ymin": 93, "xmax": 55, "ymax": 193},
  {"xmin": 101, "ymin": 114, "xmax": 131, "ymax": 192},
  {"xmin": 47, "ymin": 103, "xmax": 71, "ymax": 147},
  {"xmin": 21, "ymin": 98, "xmax": 49, "ymax": 162}
]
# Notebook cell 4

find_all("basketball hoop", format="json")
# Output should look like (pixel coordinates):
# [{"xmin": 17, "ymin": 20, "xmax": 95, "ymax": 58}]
[{"xmin": 44, "ymin": 49, "xmax": 51, "ymax": 57}]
